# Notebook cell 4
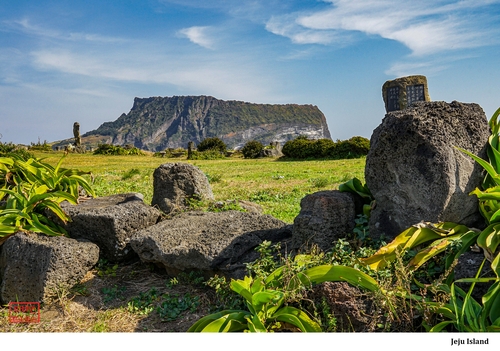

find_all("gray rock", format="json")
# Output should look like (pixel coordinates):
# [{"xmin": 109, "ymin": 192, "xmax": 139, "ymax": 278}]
[
  {"xmin": 59, "ymin": 193, "xmax": 161, "ymax": 261},
  {"xmin": 130, "ymin": 211, "xmax": 291, "ymax": 278},
  {"xmin": 0, "ymin": 232, "xmax": 99, "ymax": 303},
  {"xmin": 151, "ymin": 163, "xmax": 214, "ymax": 214},
  {"xmin": 366, "ymin": 101, "xmax": 489, "ymax": 239},
  {"xmin": 292, "ymin": 191, "xmax": 357, "ymax": 252}
]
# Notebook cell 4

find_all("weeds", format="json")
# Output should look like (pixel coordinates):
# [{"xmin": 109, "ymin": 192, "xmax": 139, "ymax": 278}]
[{"xmin": 157, "ymin": 293, "xmax": 200, "ymax": 322}]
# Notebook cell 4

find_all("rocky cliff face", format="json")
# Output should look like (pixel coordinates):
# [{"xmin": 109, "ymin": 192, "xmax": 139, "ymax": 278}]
[{"xmin": 82, "ymin": 96, "xmax": 331, "ymax": 151}]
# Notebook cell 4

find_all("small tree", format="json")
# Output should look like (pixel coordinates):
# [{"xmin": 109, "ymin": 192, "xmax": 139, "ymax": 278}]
[
  {"xmin": 241, "ymin": 140, "xmax": 264, "ymax": 159},
  {"xmin": 197, "ymin": 137, "xmax": 227, "ymax": 153}
]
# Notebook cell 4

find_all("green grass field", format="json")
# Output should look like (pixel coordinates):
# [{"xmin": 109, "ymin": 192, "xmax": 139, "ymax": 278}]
[{"xmin": 35, "ymin": 152, "xmax": 366, "ymax": 223}]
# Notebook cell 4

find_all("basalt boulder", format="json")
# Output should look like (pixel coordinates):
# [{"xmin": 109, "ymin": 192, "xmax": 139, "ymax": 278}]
[
  {"xmin": 0, "ymin": 232, "xmax": 99, "ymax": 303},
  {"xmin": 130, "ymin": 211, "xmax": 292, "ymax": 279},
  {"xmin": 58, "ymin": 193, "xmax": 162, "ymax": 262},
  {"xmin": 366, "ymin": 101, "xmax": 489, "ymax": 239},
  {"xmin": 292, "ymin": 190, "xmax": 361, "ymax": 252},
  {"xmin": 151, "ymin": 163, "xmax": 214, "ymax": 214}
]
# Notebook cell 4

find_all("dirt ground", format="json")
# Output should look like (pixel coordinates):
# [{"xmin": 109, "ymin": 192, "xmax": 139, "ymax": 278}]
[{"xmin": 0, "ymin": 260, "xmax": 217, "ymax": 332}]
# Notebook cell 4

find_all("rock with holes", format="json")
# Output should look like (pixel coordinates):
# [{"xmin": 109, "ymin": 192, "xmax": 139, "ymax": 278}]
[
  {"xmin": 58, "ymin": 193, "xmax": 161, "ymax": 261},
  {"xmin": 0, "ymin": 232, "xmax": 99, "ymax": 303},
  {"xmin": 151, "ymin": 163, "xmax": 214, "ymax": 214},
  {"xmin": 292, "ymin": 190, "xmax": 360, "ymax": 252},
  {"xmin": 366, "ymin": 101, "xmax": 489, "ymax": 239},
  {"xmin": 130, "ymin": 211, "xmax": 291, "ymax": 278}
]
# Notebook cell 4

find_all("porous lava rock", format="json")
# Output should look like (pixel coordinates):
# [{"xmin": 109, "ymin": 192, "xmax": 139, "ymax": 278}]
[
  {"xmin": 59, "ymin": 193, "xmax": 161, "ymax": 261},
  {"xmin": 151, "ymin": 163, "xmax": 214, "ymax": 214},
  {"xmin": 292, "ymin": 191, "xmax": 358, "ymax": 252},
  {"xmin": 130, "ymin": 211, "xmax": 291, "ymax": 278},
  {"xmin": 366, "ymin": 101, "xmax": 489, "ymax": 239},
  {"xmin": 0, "ymin": 232, "xmax": 99, "ymax": 303}
]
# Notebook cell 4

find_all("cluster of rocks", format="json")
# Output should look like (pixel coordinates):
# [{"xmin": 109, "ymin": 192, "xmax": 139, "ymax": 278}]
[
  {"xmin": 0, "ymin": 99, "xmax": 491, "ymax": 321},
  {"xmin": 0, "ymin": 163, "xmax": 293, "ymax": 303}
]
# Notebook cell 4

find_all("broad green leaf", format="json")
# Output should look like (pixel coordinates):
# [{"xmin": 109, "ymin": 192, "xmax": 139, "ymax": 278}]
[
  {"xmin": 457, "ymin": 146, "xmax": 500, "ymax": 185},
  {"xmin": 429, "ymin": 320, "xmax": 454, "ymax": 332},
  {"xmin": 298, "ymin": 265, "xmax": 379, "ymax": 292},
  {"xmin": 274, "ymin": 306, "xmax": 322, "ymax": 332},
  {"xmin": 187, "ymin": 310, "xmax": 246, "ymax": 332}
]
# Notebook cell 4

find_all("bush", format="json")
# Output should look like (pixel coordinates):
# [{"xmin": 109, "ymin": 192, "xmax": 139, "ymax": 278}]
[
  {"xmin": 197, "ymin": 137, "xmax": 227, "ymax": 153},
  {"xmin": 282, "ymin": 136, "xmax": 370, "ymax": 160},
  {"xmin": 241, "ymin": 140, "xmax": 264, "ymax": 159},
  {"xmin": 0, "ymin": 142, "xmax": 34, "ymax": 160},
  {"xmin": 93, "ymin": 144, "xmax": 144, "ymax": 156},
  {"xmin": 328, "ymin": 136, "xmax": 370, "ymax": 159}
]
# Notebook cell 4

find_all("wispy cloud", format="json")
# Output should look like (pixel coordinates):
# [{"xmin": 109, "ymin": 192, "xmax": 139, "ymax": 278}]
[
  {"xmin": 266, "ymin": 0, "xmax": 500, "ymax": 56},
  {"xmin": 177, "ymin": 26, "xmax": 215, "ymax": 49},
  {"xmin": 1, "ymin": 18, "xmax": 127, "ymax": 43}
]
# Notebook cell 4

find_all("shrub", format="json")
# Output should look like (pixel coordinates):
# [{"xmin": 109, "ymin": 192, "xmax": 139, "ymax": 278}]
[
  {"xmin": 329, "ymin": 136, "xmax": 370, "ymax": 159},
  {"xmin": 0, "ymin": 142, "xmax": 34, "ymax": 160},
  {"xmin": 241, "ymin": 140, "xmax": 264, "ymax": 159},
  {"xmin": 282, "ymin": 137, "xmax": 316, "ymax": 159},
  {"xmin": 197, "ymin": 137, "xmax": 227, "ymax": 153},
  {"xmin": 93, "ymin": 144, "xmax": 144, "ymax": 156},
  {"xmin": 282, "ymin": 136, "xmax": 370, "ymax": 160}
]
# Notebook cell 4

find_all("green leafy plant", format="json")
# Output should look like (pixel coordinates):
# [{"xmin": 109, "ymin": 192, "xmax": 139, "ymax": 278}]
[
  {"xmin": 127, "ymin": 288, "xmax": 159, "ymax": 315},
  {"xmin": 189, "ymin": 257, "xmax": 380, "ymax": 332},
  {"xmin": 157, "ymin": 293, "xmax": 200, "ymax": 322},
  {"xmin": 102, "ymin": 285, "xmax": 126, "ymax": 303},
  {"xmin": 0, "ymin": 154, "xmax": 95, "ymax": 241},
  {"xmin": 338, "ymin": 177, "xmax": 374, "ymax": 217},
  {"xmin": 96, "ymin": 259, "xmax": 119, "ymax": 277}
]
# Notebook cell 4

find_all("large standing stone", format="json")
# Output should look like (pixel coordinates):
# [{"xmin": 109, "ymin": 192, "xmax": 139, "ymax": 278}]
[
  {"xmin": 59, "ymin": 193, "xmax": 162, "ymax": 261},
  {"xmin": 292, "ymin": 191, "xmax": 358, "ymax": 252},
  {"xmin": 0, "ymin": 232, "xmax": 99, "ymax": 303},
  {"xmin": 151, "ymin": 163, "xmax": 214, "ymax": 214},
  {"xmin": 130, "ymin": 211, "xmax": 291, "ymax": 278},
  {"xmin": 366, "ymin": 101, "xmax": 489, "ymax": 239}
]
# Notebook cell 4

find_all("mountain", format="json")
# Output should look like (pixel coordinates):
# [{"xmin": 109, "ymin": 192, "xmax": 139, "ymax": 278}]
[{"xmin": 80, "ymin": 95, "xmax": 332, "ymax": 151}]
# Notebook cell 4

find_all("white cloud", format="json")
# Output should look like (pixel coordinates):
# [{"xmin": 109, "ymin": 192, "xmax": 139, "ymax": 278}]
[
  {"xmin": 266, "ymin": 0, "xmax": 500, "ymax": 56},
  {"xmin": 1, "ymin": 18, "xmax": 127, "ymax": 43},
  {"xmin": 177, "ymin": 26, "xmax": 215, "ymax": 49},
  {"xmin": 29, "ymin": 48, "xmax": 280, "ymax": 103}
]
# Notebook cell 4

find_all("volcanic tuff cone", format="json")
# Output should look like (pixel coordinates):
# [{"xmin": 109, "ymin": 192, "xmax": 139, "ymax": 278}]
[{"xmin": 80, "ymin": 95, "xmax": 331, "ymax": 151}]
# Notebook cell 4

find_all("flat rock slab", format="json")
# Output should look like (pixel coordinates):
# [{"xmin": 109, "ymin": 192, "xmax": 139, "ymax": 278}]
[
  {"xmin": 0, "ymin": 232, "xmax": 99, "ymax": 303},
  {"xmin": 130, "ymin": 211, "xmax": 291, "ymax": 278},
  {"xmin": 59, "ymin": 193, "xmax": 161, "ymax": 262}
]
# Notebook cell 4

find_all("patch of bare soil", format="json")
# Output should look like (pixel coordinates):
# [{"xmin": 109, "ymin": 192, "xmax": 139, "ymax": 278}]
[{"xmin": 0, "ymin": 260, "xmax": 216, "ymax": 332}]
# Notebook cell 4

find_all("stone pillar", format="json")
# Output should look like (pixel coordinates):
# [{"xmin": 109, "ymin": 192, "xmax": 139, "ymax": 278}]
[
  {"xmin": 187, "ymin": 141, "xmax": 195, "ymax": 160},
  {"xmin": 73, "ymin": 122, "xmax": 81, "ymax": 146},
  {"xmin": 382, "ymin": 75, "xmax": 430, "ymax": 113}
]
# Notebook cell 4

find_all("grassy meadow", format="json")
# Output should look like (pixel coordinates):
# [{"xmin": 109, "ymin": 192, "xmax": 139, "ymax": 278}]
[{"xmin": 35, "ymin": 151, "xmax": 366, "ymax": 223}]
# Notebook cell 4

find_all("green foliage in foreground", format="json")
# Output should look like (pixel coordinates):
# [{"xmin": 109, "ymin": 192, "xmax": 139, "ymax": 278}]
[
  {"xmin": 0, "ymin": 153, "xmax": 95, "ymax": 240},
  {"xmin": 189, "ymin": 254, "xmax": 378, "ymax": 332}
]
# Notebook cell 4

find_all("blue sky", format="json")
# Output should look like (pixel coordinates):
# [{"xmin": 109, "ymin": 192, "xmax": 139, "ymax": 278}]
[{"xmin": 1, "ymin": 0, "xmax": 499, "ymax": 145}]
